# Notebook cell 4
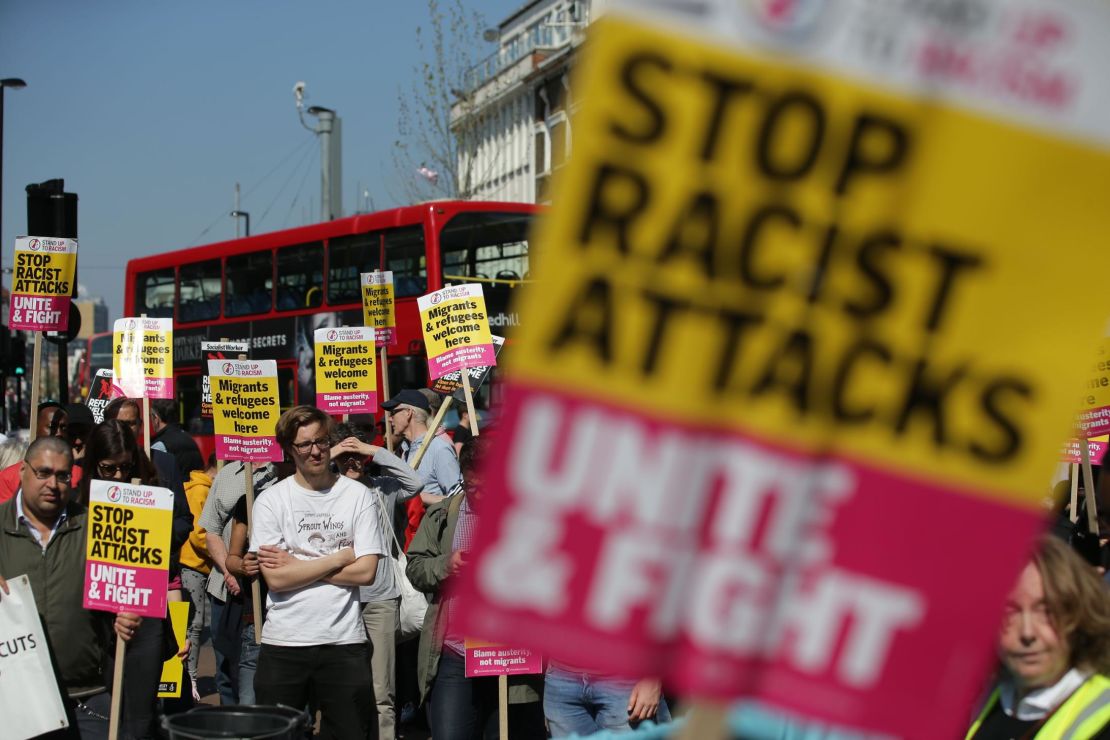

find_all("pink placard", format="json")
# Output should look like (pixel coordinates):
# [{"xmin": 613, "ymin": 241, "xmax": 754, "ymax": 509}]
[
  {"xmin": 215, "ymin": 434, "xmax": 282, "ymax": 463},
  {"xmin": 317, "ymin": 391, "xmax": 378, "ymax": 415},
  {"xmin": 1077, "ymin": 406, "xmax": 1110, "ymax": 437},
  {"xmin": 375, "ymin": 327, "xmax": 396, "ymax": 347},
  {"xmin": 464, "ymin": 642, "xmax": 543, "ymax": 678},
  {"xmin": 1059, "ymin": 438, "xmax": 1107, "ymax": 464},
  {"xmin": 83, "ymin": 561, "xmax": 168, "ymax": 619},
  {"xmin": 9, "ymin": 294, "xmax": 71, "ymax": 332},
  {"xmin": 454, "ymin": 382, "xmax": 1047, "ymax": 739},
  {"xmin": 426, "ymin": 343, "xmax": 496, "ymax": 381},
  {"xmin": 146, "ymin": 377, "xmax": 174, "ymax": 400}
]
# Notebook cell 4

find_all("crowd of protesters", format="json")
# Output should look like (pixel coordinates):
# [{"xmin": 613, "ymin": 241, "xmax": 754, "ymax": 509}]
[{"xmin": 0, "ymin": 388, "xmax": 1107, "ymax": 740}]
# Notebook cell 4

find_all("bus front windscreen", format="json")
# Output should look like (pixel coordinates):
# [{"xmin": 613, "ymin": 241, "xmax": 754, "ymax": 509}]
[{"xmin": 440, "ymin": 211, "xmax": 532, "ymax": 334}]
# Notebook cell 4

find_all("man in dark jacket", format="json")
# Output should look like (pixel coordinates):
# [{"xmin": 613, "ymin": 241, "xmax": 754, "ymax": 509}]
[
  {"xmin": 149, "ymin": 399, "xmax": 204, "ymax": 481},
  {"xmin": 0, "ymin": 436, "xmax": 141, "ymax": 739}
]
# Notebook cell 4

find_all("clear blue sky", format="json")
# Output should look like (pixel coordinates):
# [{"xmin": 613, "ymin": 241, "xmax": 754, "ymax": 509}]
[{"xmin": 0, "ymin": 0, "xmax": 523, "ymax": 324}]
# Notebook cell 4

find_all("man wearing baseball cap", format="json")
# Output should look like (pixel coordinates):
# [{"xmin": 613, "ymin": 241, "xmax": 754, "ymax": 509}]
[{"xmin": 382, "ymin": 390, "xmax": 461, "ymax": 505}]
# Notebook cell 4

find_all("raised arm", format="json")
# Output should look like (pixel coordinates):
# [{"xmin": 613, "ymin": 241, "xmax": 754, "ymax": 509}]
[{"xmin": 371, "ymin": 447, "xmax": 423, "ymax": 501}]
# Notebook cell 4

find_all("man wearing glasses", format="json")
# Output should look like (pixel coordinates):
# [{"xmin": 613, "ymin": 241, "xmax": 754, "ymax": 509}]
[
  {"xmin": 382, "ymin": 390, "xmax": 462, "ymax": 505},
  {"xmin": 0, "ymin": 436, "xmax": 142, "ymax": 739},
  {"xmin": 250, "ymin": 405, "xmax": 386, "ymax": 740}
]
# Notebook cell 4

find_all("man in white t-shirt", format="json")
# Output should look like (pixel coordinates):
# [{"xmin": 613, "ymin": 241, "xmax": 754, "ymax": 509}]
[{"xmin": 251, "ymin": 405, "xmax": 386, "ymax": 739}]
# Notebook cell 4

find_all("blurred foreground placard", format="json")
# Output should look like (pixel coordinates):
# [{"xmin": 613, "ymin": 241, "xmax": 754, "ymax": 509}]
[{"xmin": 456, "ymin": 1, "xmax": 1110, "ymax": 737}]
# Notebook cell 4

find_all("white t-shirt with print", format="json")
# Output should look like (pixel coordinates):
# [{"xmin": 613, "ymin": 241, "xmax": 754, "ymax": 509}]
[{"xmin": 249, "ymin": 474, "xmax": 385, "ymax": 646}]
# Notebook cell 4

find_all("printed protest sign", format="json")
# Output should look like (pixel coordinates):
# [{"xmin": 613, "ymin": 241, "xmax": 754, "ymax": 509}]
[
  {"xmin": 201, "ymin": 341, "xmax": 250, "ymax": 419},
  {"xmin": 463, "ymin": 639, "xmax": 542, "ymax": 678},
  {"xmin": 454, "ymin": 1, "xmax": 1110, "ymax": 737},
  {"xmin": 430, "ymin": 335, "xmax": 506, "ymax": 398},
  {"xmin": 209, "ymin": 359, "xmax": 282, "ymax": 462},
  {"xmin": 0, "ymin": 575, "xmax": 70, "ymax": 738},
  {"xmin": 1077, "ymin": 336, "xmax": 1110, "ymax": 437},
  {"xmin": 157, "ymin": 601, "xmax": 190, "ymax": 698},
  {"xmin": 112, "ymin": 317, "xmax": 174, "ymax": 399},
  {"xmin": 9, "ymin": 236, "xmax": 77, "ymax": 332},
  {"xmin": 84, "ymin": 480, "xmax": 173, "ymax": 619},
  {"xmin": 418, "ymin": 284, "xmax": 496, "ymax": 380},
  {"xmin": 314, "ymin": 326, "xmax": 377, "ymax": 414},
  {"xmin": 86, "ymin": 369, "xmax": 123, "ymax": 424},
  {"xmin": 362, "ymin": 271, "xmax": 397, "ymax": 347},
  {"xmin": 1060, "ymin": 437, "xmax": 1108, "ymax": 465}
]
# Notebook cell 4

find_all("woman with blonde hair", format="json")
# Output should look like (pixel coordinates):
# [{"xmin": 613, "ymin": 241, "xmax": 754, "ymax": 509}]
[{"xmin": 966, "ymin": 536, "xmax": 1110, "ymax": 739}]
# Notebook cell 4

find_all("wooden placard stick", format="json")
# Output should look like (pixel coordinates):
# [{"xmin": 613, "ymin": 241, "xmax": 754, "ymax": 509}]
[
  {"xmin": 142, "ymin": 396, "xmax": 152, "ymax": 461},
  {"xmin": 110, "ymin": 475, "xmax": 146, "ymax": 740},
  {"xmin": 108, "ymin": 633, "xmax": 126, "ymax": 740},
  {"xmin": 234, "ymin": 351, "xmax": 264, "ymax": 644},
  {"xmin": 1070, "ymin": 462, "xmax": 1080, "ymax": 524},
  {"xmin": 1079, "ymin": 441, "xmax": 1100, "ymax": 534},
  {"xmin": 216, "ymin": 337, "xmax": 230, "ymax": 471},
  {"xmin": 244, "ymin": 458, "xmax": 262, "ymax": 644},
  {"xmin": 498, "ymin": 674, "xmax": 509, "ymax": 740},
  {"xmin": 380, "ymin": 346, "xmax": 394, "ymax": 453},
  {"xmin": 139, "ymin": 314, "xmax": 151, "ymax": 460},
  {"xmin": 461, "ymin": 370, "xmax": 479, "ymax": 437},
  {"xmin": 411, "ymin": 395, "xmax": 454, "ymax": 470},
  {"xmin": 28, "ymin": 335, "xmax": 43, "ymax": 442}
]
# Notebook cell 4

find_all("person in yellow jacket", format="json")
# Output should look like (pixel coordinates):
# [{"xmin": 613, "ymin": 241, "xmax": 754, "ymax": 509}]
[
  {"xmin": 180, "ymin": 454, "xmax": 217, "ymax": 702},
  {"xmin": 967, "ymin": 536, "xmax": 1110, "ymax": 739}
]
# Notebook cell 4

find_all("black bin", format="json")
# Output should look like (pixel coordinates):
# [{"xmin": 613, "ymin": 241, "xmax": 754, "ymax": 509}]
[{"xmin": 163, "ymin": 705, "xmax": 312, "ymax": 739}]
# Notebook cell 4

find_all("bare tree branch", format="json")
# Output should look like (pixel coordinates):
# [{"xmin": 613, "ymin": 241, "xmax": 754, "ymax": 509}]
[{"xmin": 391, "ymin": 0, "xmax": 494, "ymax": 202}]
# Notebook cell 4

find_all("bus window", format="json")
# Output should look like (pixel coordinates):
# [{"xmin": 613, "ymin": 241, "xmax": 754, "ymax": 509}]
[
  {"xmin": 277, "ymin": 242, "xmax": 324, "ymax": 311},
  {"xmin": 278, "ymin": 367, "xmax": 295, "ymax": 411},
  {"xmin": 328, "ymin": 232, "xmax": 380, "ymax": 305},
  {"xmin": 178, "ymin": 375, "xmax": 206, "ymax": 435},
  {"xmin": 440, "ymin": 211, "xmax": 531, "ymax": 284},
  {"xmin": 135, "ymin": 268, "xmax": 176, "ymax": 318},
  {"xmin": 179, "ymin": 259, "xmax": 221, "ymax": 323},
  {"xmin": 385, "ymin": 226, "xmax": 426, "ymax": 297},
  {"xmin": 226, "ymin": 252, "xmax": 273, "ymax": 317}
]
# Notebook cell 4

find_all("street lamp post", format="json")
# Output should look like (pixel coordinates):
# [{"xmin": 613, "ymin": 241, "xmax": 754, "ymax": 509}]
[
  {"xmin": 231, "ymin": 210, "xmax": 251, "ymax": 237},
  {"xmin": 0, "ymin": 78, "xmax": 26, "ymax": 433},
  {"xmin": 1, "ymin": 78, "xmax": 27, "ymax": 304}
]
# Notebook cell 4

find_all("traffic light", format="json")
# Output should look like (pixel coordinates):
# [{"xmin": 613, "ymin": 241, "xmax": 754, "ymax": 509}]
[{"xmin": 9, "ymin": 336, "xmax": 26, "ymax": 376}]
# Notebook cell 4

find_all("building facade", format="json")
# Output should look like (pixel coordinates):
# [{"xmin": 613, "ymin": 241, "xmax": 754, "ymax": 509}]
[{"xmin": 452, "ymin": 0, "xmax": 604, "ymax": 204}]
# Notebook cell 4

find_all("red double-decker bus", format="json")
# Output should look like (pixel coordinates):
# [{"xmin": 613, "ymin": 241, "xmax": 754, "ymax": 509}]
[{"xmin": 123, "ymin": 200, "xmax": 535, "ymax": 443}]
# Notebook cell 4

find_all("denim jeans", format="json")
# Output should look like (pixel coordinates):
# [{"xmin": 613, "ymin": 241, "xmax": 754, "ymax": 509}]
[
  {"xmin": 209, "ymin": 594, "xmax": 242, "ymax": 705},
  {"xmin": 238, "ymin": 622, "xmax": 261, "ymax": 705},
  {"xmin": 427, "ymin": 650, "xmax": 546, "ymax": 740},
  {"xmin": 544, "ymin": 666, "xmax": 671, "ymax": 737}
]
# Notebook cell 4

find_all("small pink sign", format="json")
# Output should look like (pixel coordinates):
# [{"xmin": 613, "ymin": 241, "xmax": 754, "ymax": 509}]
[
  {"xmin": 427, "ymin": 343, "xmax": 496, "ymax": 381},
  {"xmin": 215, "ymin": 434, "xmax": 282, "ymax": 463},
  {"xmin": 1060, "ymin": 438, "xmax": 1107, "ymax": 464},
  {"xmin": 464, "ymin": 640, "xmax": 543, "ymax": 678},
  {"xmin": 376, "ymin": 327, "xmax": 396, "ymax": 347},
  {"xmin": 9, "ymin": 294, "xmax": 70, "ymax": 332},
  {"xmin": 317, "ymin": 391, "xmax": 378, "ymax": 415},
  {"xmin": 1077, "ymin": 406, "xmax": 1110, "ymax": 437}
]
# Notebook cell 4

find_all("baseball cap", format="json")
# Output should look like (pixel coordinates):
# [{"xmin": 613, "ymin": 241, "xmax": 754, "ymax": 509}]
[{"xmin": 381, "ymin": 389, "xmax": 431, "ymax": 412}]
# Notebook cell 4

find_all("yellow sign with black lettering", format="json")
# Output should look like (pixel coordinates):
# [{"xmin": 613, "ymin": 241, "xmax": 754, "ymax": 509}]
[{"xmin": 509, "ymin": 19, "xmax": 1110, "ymax": 508}]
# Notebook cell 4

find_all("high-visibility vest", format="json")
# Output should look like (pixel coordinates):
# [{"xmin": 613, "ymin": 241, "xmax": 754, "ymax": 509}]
[{"xmin": 965, "ymin": 674, "xmax": 1110, "ymax": 740}]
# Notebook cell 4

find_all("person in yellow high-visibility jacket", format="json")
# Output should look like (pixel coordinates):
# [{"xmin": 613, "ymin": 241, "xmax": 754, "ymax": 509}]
[{"xmin": 966, "ymin": 536, "xmax": 1110, "ymax": 739}]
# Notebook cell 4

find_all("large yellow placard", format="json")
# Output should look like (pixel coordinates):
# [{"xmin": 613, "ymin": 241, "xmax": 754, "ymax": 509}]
[{"xmin": 510, "ymin": 19, "xmax": 1110, "ymax": 508}]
